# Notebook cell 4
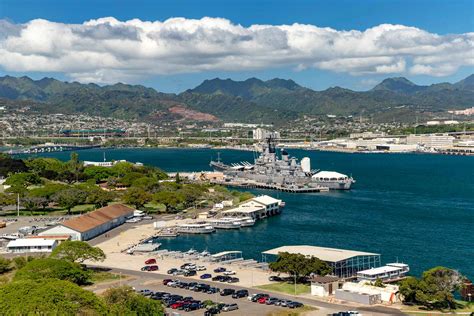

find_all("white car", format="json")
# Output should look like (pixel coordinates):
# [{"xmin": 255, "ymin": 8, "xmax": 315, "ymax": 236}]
[
  {"xmin": 196, "ymin": 265, "xmax": 206, "ymax": 271},
  {"xmin": 223, "ymin": 270, "xmax": 236, "ymax": 275}
]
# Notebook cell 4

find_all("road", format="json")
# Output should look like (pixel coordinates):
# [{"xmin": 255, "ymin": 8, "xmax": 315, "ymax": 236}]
[{"xmin": 91, "ymin": 266, "xmax": 405, "ymax": 316}]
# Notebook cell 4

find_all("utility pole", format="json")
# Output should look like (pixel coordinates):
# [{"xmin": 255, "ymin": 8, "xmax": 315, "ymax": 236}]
[{"xmin": 17, "ymin": 193, "xmax": 20, "ymax": 217}]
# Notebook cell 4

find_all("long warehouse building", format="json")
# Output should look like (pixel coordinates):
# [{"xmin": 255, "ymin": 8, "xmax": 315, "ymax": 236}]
[{"xmin": 39, "ymin": 204, "xmax": 134, "ymax": 241}]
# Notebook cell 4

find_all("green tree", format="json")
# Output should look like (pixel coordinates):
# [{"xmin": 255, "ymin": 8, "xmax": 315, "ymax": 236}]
[
  {"xmin": 0, "ymin": 193, "xmax": 15, "ymax": 207},
  {"xmin": 21, "ymin": 194, "xmax": 46, "ymax": 215},
  {"xmin": 0, "ymin": 279, "xmax": 106, "ymax": 315},
  {"xmin": 12, "ymin": 256, "xmax": 35, "ymax": 270},
  {"xmin": 53, "ymin": 188, "xmax": 87, "ymax": 214},
  {"xmin": 269, "ymin": 252, "xmax": 332, "ymax": 280},
  {"xmin": 83, "ymin": 165, "xmax": 115, "ymax": 182},
  {"xmin": 0, "ymin": 257, "xmax": 11, "ymax": 274},
  {"xmin": 123, "ymin": 187, "xmax": 152, "ymax": 209},
  {"xmin": 399, "ymin": 267, "xmax": 463, "ymax": 310},
  {"xmin": 14, "ymin": 258, "xmax": 91, "ymax": 285},
  {"xmin": 103, "ymin": 286, "xmax": 164, "ymax": 315},
  {"xmin": 153, "ymin": 190, "xmax": 185, "ymax": 212},
  {"xmin": 51, "ymin": 240, "xmax": 106, "ymax": 263},
  {"xmin": 5, "ymin": 172, "xmax": 42, "ymax": 188}
]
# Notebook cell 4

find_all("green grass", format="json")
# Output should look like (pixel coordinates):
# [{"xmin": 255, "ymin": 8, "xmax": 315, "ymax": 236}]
[{"xmin": 255, "ymin": 282, "xmax": 310, "ymax": 296}]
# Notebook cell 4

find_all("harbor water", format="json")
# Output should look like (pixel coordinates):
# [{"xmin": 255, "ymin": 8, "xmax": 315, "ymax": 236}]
[{"xmin": 29, "ymin": 148, "xmax": 474, "ymax": 279}]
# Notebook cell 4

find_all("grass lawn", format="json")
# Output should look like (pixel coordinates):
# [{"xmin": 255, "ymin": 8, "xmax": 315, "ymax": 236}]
[
  {"xmin": 256, "ymin": 282, "xmax": 311, "ymax": 296},
  {"xmin": 89, "ymin": 271, "xmax": 126, "ymax": 284},
  {"xmin": 402, "ymin": 300, "xmax": 474, "ymax": 315},
  {"xmin": 266, "ymin": 305, "xmax": 317, "ymax": 316}
]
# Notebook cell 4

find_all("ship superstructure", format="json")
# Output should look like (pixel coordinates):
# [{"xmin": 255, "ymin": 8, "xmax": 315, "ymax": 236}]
[{"xmin": 210, "ymin": 136, "xmax": 354, "ymax": 190}]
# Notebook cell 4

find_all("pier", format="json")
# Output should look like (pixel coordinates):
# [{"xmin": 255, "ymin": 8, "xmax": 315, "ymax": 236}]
[
  {"xmin": 211, "ymin": 180, "xmax": 329, "ymax": 193},
  {"xmin": 6, "ymin": 144, "xmax": 101, "ymax": 155}
]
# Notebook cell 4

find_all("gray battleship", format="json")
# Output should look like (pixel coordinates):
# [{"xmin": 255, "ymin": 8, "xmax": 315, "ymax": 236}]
[{"xmin": 210, "ymin": 137, "xmax": 355, "ymax": 190}]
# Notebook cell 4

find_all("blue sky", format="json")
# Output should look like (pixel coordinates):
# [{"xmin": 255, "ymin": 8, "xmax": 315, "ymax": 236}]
[{"xmin": 0, "ymin": 0, "xmax": 473, "ymax": 92}]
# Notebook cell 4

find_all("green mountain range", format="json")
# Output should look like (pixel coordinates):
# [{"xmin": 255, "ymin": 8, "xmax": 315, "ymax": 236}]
[{"xmin": 0, "ymin": 74, "xmax": 473, "ymax": 124}]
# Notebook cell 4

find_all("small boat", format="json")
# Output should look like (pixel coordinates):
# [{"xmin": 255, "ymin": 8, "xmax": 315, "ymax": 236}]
[
  {"xmin": 208, "ymin": 218, "xmax": 241, "ymax": 229},
  {"xmin": 177, "ymin": 223, "xmax": 215, "ymax": 234},
  {"xmin": 221, "ymin": 217, "xmax": 255, "ymax": 227},
  {"xmin": 1, "ymin": 233, "xmax": 21, "ymax": 240}
]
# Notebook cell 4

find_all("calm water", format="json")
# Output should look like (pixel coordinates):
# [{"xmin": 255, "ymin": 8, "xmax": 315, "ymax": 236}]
[{"xmin": 28, "ymin": 148, "xmax": 474, "ymax": 279}]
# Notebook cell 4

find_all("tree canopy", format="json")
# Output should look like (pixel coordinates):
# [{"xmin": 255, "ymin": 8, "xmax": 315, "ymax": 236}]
[
  {"xmin": 0, "ymin": 279, "xmax": 106, "ymax": 315},
  {"xmin": 14, "ymin": 258, "xmax": 91, "ymax": 285},
  {"xmin": 399, "ymin": 266, "xmax": 463, "ymax": 310},
  {"xmin": 269, "ymin": 252, "xmax": 332, "ymax": 280},
  {"xmin": 51, "ymin": 240, "xmax": 106, "ymax": 263},
  {"xmin": 102, "ymin": 286, "xmax": 164, "ymax": 316},
  {"xmin": 123, "ymin": 187, "xmax": 152, "ymax": 209}
]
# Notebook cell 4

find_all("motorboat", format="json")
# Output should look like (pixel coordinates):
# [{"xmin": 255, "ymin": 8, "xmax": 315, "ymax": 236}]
[{"xmin": 177, "ymin": 223, "xmax": 215, "ymax": 234}]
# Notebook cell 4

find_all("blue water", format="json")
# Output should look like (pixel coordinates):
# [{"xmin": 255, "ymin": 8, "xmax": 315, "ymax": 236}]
[{"xmin": 28, "ymin": 148, "xmax": 474, "ymax": 279}]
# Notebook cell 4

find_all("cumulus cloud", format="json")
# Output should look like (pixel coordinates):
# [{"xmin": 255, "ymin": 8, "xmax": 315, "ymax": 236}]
[{"xmin": 0, "ymin": 17, "xmax": 472, "ymax": 83}]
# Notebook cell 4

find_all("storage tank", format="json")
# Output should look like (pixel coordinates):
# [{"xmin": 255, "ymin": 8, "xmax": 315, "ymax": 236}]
[{"xmin": 301, "ymin": 157, "xmax": 311, "ymax": 173}]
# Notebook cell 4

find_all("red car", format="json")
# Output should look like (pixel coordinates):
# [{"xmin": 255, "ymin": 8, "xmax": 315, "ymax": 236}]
[
  {"xmin": 162, "ymin": 279, "xmax": 172, "ymax": 285},
  {"xmin": 171, "ymin": 302, "xmax": 185, "ymax": 309},
  {"xmin": 258, "ymin": 296, "xmax": 269, "ymax": 304},
  {"xmin": 145, "ymin": 258, "xmax": 156, "ymax": 264}
]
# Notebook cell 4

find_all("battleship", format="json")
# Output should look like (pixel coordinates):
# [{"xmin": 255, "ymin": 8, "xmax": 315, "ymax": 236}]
[{"xmin": 210, "ymin": 136, "xmax": 355, "ymax": 190}]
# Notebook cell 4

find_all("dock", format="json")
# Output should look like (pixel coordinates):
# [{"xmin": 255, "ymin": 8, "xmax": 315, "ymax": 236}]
[{"xmin": 211, "ymin": 180, "xmax": 329, "ymax": 193}]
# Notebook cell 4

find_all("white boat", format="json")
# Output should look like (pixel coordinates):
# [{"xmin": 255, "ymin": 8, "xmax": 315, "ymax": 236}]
[
  {"xmin": 177, "ymin": 223, "xmax": 215, "ymax": 234},
  {"xmin": 208, "ymin": 218, "xmax": 241, "ymax": 229},
  {"xmin": 221, "ymin": 217, "xmax": 255, "ymax": 227}
]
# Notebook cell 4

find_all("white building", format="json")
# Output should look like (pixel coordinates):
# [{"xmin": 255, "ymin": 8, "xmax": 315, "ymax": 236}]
[
  {"xmin": 39, "ymin": 204, "xmax": 134, "ymax": 241},
  {"xmin": 220, "ymin": 195, "xmax": 282, "ymax": 220},
  {"xmin": 341, "ymin": 281, "xmax": 401, "ymax": 303},
  {"xmin": 253, "ymin": 128, "xmax": 280, "ymax": 141},
  {"xmin": 7, "ymin": 238, "xmax": 58, "ymax": 253},
  {"xmin": 406, "ymin": 134, "xmax": 455, "ymax": 148}
]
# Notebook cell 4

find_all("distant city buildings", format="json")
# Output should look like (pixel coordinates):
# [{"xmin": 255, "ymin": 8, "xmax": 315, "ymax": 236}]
[
  {"xmin": 449, "ymin": 107, "xmax": 474, "ymax": 116},
  {"xmin": 252, "ymin": 128, "xmax": 280, "ymax": 141}
]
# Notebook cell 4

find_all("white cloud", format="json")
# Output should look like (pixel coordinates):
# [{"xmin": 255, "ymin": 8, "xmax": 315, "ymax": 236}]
[{"xmin": 0, "ymin": 17, "xmax": 472, "ymax": 83}]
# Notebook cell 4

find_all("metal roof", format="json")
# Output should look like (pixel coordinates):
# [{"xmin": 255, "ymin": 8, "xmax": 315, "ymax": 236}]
[
  {"xmin": 212, "ymin": 251, "xmax": 242, "ymax": 258},
  {"xmin": 262, "ymin": 245, "xmax": 379, "ymax": 262},
  {"xmin": 252, "ymin": 195, "xmax": 281, "ymax": 206},
  {"xmin": 7, "ymin": 238, "xmax": 56, "ymax": 248},
  {"xmin": 61, "ymin": 204, "xmax": 134, "ymax": 233}
]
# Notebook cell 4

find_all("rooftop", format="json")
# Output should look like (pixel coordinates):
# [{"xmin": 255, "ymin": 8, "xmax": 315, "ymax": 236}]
[
  {"xmin": 7, "ymin": 238, "xmax": 56, "ymax": 248},
  {"xmin": 357, "ymin": 265, "xmax": 404, "ymax": 276},
  {"xmin": 252, "ymin": 195, "xmax": 281, "ymax": 206},
  {"xmin": 262, "ymin": 245, "xmax": 379, "ymax": 262},
  {"xmin": 61, "ymin": 204, "xmax": 134, "ymax": 233}
]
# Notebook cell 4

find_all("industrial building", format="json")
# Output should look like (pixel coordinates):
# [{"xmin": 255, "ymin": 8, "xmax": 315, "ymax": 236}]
[
  {"xmin": 39, "ymin": 204, "xmax": 134, "ymax": 241},
  {"xmin": 262, "ymin": 245, "xmax": 381, "ymax": 278},
  {"xmin": 7, "ymin": 238, "xmax": 58, "ymax": 253}
]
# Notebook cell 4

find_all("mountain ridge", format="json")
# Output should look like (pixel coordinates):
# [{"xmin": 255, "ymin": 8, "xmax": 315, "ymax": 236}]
[{"xmin": 0, "ymin": 74, "xmax": 473, "ymax": 124}]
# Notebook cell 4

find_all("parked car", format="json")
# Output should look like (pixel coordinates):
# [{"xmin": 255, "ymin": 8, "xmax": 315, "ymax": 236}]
[
  {"xmin": 268, "ymin": 275, "xmax": 283, "ymax": 282},
  {"xmin": 258, "ymin": 296, "xmax": 270, "ymax": 304},
  {"xmin": 184, "ymin": 302, "xmax": 201, "ymax": 311},
  {"xmin": 232, "ymin": 289, "xmax": 248, "ymax": 298},
  {"xmin": 141, "ymin": 265, "xmax": 158, "ymax": 271},
  {"xmin": 214, "ymin": 267, "xmax": 226, "ymax": 273},
  {"xmin": 221, "ymin": 303, "xmax": 238, "ymax": 312},
  {"xmin": 220, "ymin": 289, "xmax": 235, "ymax": 296},
  {"xmin": 207, "ymin": 287, "xmax": 220, "ymax": 294},
  {"xmin": 265, "ymin": 297, "xmax": 280, "ymax": 305},
  {"xmin": 184, "ymin": 270, "xmax": 197, "ymax": 277},
  {"xmin": 200, "ymin": 273, "xmax": 212, "ymax": 279},
  {"xmin": 196, "ymin": 265, "xmax": 207, "ymax": 271},
  {"xmin": 167, "ymin": 268, "xmax": 178, "ymax": 274},
  {"xmin": 223, "ymin": 270, "xmax": 236, "ymax": 275},
  {"xmin": 204, "ymin": 307, "xmax": 221, "ymax": 315},
  {"xmin": 171, "ymin": 302, "xmax": 185, "ymax": 309},
  {"xmin": 144, "ymin": 258, "xmax": 156, "ymax": 264},
  {"xmin": 227, "ymin": 277, "xmax": 239, "ymax": 283},
  {"xmin": 250, "ymin": 293, "xmax": 269, "ymax": 302},
  {"xmin": 276, "ymin": 299, "xmax": 292, "ymax": 307},
  {"xmin": 287, "ymin": 301, "xmax": 304, "ymax": 309},
  {"xmin": 173, "ymin": 269, "xmax": 186, "ymax": 276},
  {"xmin": 162, "ymin": 279, "xmax": 172, "ymax": 285}
]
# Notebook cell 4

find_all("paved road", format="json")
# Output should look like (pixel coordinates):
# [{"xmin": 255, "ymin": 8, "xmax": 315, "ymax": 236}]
[{"xmin": 92, "ymin": 266, "xmax": 405, "ymax": 316}]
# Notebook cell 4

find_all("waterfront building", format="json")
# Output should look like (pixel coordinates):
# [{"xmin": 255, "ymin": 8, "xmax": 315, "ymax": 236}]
[
  {"xmin": 39, "ymin": 204, "xmax": 134, "ymax": 241},
  {"xmin": 356, "ymin": 263, "xmax": 409, "ymax": 283},
  {"xmin": 310, "ymin": 276, "xmax": 342, "ymax": 297},
  {"xmin": 406, "ymin": 133, "xmax": 455, "ymax": 148},
  {"xmin": 262, "ymin": 245, "xmax": 381, "ymax": 278},
  {"xmin": 220, "ymin": 195, "xmax": 282, "ymax": 220},
  {"xmin": 7, "ymin": 238, "xmax": 58, "ymax": 253}
]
